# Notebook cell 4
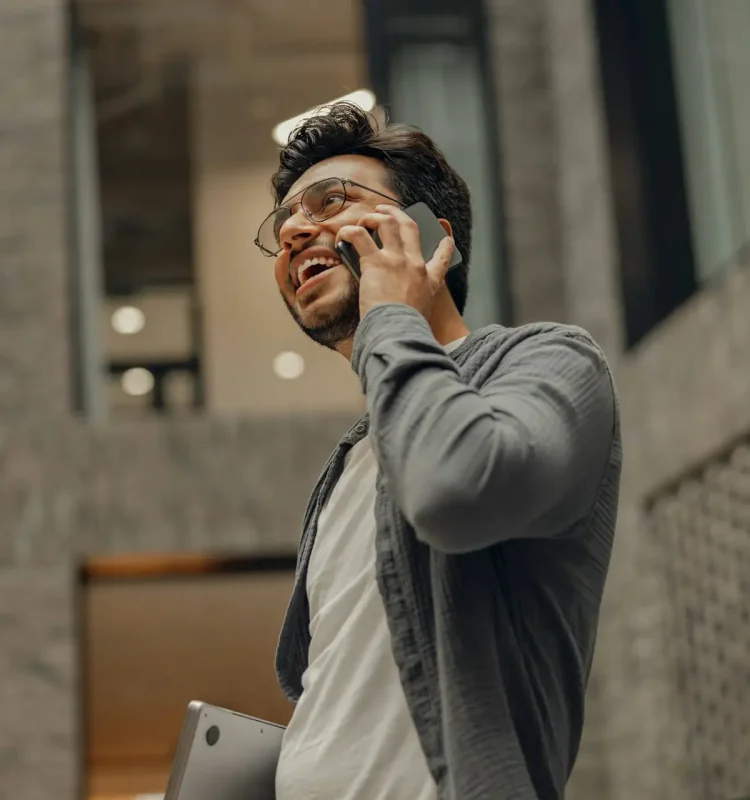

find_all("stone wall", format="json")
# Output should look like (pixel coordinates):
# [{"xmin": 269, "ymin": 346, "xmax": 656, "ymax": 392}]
[
  {"xmin": 488, "ymin": 0, "xmax": 568, "ymax": 326},
  {"xmin": 649, "ymin": 436, "xmax": 750, "ymax": 800},
  {"xmin": 0, "ymin": 567, "xmax": 78, "ymax": 800},
  {"xmin": 0, "ymin": 0, "xmax": 71, "ymax": 418},
  {"xmin": 0, "ymin": 415, "xmax": 355, "ymax": 565}
]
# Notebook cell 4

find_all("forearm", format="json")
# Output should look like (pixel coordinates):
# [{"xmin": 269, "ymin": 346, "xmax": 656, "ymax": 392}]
[{"xmin": 352, "ymin": 305, "xmax": 616, "ymax": 552}]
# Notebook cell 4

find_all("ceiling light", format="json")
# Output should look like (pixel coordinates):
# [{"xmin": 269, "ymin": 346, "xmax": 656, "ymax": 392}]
[
  {"xmin": 273, "ymin": 351, "xmax": 305, "ymax": 380},
  {"xmin": 111, "ymin": 305, "xmax": 145, "ymax": 335},
  {"xmin": 272, "ymin": 89, "xmax": 377, "ymax": 146},
  {"xmin": 121, "ymin": 367, "xmax": 154, "ymax": 397}
]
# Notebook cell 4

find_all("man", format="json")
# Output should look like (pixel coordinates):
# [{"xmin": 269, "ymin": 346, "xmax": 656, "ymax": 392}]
[{"xmin": 256, "ymin": 102, "xmax": 621, "ymax": 800}]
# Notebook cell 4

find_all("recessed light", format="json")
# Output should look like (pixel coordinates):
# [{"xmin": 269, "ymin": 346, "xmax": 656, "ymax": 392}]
[
  {"xmin": 121, "ymin": 367, "xmax": 154, "ymax": 396},
  {"xmin": 272, "ymin": 90, "xmax": 377, "ymax": 146},
  {"xmin": 273, "ymin": 351, "xmax": 305, "ymax": 380},
  {"xmin": 111, "ymin": 305, "xmax": 145, "ymax": 335}
]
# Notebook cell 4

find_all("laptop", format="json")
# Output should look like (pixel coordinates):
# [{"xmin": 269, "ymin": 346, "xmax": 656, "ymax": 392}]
[{"xmin": 164, "ymin": 702, "xmax": 285, "ymax": 800}]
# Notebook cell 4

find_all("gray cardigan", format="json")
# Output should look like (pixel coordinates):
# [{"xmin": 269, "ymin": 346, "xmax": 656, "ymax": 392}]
[{"xmin": 276, "ymin": 304, "xmax": 622, "ymax": 800}]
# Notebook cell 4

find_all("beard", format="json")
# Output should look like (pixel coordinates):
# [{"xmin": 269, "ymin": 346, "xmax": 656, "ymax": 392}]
[{"xmin": 282, "ymin": 278, "xmax": 360, "ymax": 350}]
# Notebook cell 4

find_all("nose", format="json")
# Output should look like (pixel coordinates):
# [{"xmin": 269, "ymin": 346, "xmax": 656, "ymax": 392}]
[{"xmin": 279, "ymin": 208, "xmax": 320, "ymax": 253}]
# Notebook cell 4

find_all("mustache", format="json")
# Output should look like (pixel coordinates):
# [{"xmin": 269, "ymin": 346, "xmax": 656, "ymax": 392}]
[{"xmin": 289, "ymin": 237, "xmax": 336, "ymax": 261}]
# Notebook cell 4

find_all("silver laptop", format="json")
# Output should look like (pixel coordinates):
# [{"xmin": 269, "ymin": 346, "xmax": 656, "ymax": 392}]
[{"xmin": 164, "ymin": 702, "xmax": 285, "ymax": 800}]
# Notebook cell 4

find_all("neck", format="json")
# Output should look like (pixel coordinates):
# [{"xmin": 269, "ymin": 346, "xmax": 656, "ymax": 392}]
[
  {"xmin": 335, "ymin": 290, "xmax": 470, "ymax": 362},
  {"xmin": 430, "ymin": 287, "xmax": 471, "ymax": 347}
]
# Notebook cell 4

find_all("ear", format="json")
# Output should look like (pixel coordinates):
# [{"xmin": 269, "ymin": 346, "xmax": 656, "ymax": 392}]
[{"xmin": 438, "ymin": 218, "xmax": 453, "ymax": 238}]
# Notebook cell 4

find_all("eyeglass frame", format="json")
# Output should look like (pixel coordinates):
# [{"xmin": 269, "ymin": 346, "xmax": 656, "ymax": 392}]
[{"xmin": 254, "ymin": 177, "xmax": 403, "ymax": 257}]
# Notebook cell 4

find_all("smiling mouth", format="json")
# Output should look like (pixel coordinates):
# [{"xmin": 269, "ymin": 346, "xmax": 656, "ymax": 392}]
[{"xmin": 296, "ymin": 256, "xmax": 342, "ymax": 289}]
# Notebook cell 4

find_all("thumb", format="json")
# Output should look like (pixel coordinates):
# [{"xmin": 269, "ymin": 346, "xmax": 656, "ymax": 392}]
[{"xmin": 425, "ymin": 236, "xmax": 455, "ymax": 283}]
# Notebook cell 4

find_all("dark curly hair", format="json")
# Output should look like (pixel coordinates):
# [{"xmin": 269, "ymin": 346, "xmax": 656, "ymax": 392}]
[{"xmin": 270, "ymin": 102, "xmax": 473, "ymax": 313}]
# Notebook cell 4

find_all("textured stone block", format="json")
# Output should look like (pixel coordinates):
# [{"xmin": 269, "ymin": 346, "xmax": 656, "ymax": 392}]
[
  {"xmin": 487, "ymin": 0, "xmax": 567, "ymax": 325},
  {"xmin": 649, "ymin": 448, "xmax": 750, "ymax": 800},
  {"xmin": 0, "ymin": 414, "xmax": 355, "ymax": 565},
  {"xmin": 0, "ymin": 566, "xmax": 77, "ymax": 800},
  {"xmin": 621, "ymin": 260, "xmax": 750, "ymax": 497},
  {"xmin": 0, "ymin": 2, "xmax": 71, "ymax": 419},
  {"xmin": 544, "ymin": 0, "xmax": 624, "ymax": 359},
  {"xmin": 0, "ymin": 8, "xmax": 66, "ymax": 130}
]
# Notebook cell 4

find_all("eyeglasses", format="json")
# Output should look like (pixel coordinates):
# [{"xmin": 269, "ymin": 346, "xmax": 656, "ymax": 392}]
[{"xmin": 254, "ymin": 177, "xmax": 402, "ymax": 257}]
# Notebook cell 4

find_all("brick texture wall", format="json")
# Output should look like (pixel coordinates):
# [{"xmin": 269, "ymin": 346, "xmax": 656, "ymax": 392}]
[{"xmin": 650, "ymin": 438, "xmax": 750, "ymax": 800}]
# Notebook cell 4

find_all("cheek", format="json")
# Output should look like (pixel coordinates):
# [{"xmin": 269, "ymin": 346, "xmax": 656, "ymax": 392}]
[
  {"xmin": 273, "ymin": 259, "xmax": 290, "ymax": 290},
  {"xmin": 328, "ymin": 207, "xmax": 366, "ymax": 234}
]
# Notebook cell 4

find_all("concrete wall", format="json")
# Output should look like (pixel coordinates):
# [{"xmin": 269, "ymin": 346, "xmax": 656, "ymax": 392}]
[
  {"xmin": 0, "ymin": 0, "xmax": 71, "ymax": 418},
  {"xmin": 489, "ymin": 0, "xmax": 568, "ymax": 327},
  {"xmin": 0, "ymin": 9, "xmax": 77, "ymax": 794}
]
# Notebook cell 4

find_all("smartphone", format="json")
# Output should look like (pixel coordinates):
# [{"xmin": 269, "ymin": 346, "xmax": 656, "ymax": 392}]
[{"xmin": 335, "ymin": 202, "xmax": 463, "ymax": 281}]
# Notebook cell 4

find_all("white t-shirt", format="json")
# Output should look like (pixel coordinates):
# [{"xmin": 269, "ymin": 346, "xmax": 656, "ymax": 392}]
[{"xmin": 275, "ymin": 337, "xmax": 466, "ymax": 800}]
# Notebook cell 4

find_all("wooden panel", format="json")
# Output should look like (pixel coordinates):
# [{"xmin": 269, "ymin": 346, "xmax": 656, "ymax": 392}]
[{"xmin": 82, "ymin": 568, "xmax": 295, "ymax": 797}]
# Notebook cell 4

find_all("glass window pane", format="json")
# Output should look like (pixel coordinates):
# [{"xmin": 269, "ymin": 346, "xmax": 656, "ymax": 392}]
[
  {"xmin": 667, "ymin": 0, "xmax": 750, "ymax": 282},
  {"xmin": 390, "ymin": 42, "xmax": 506, "ymax": 328}
]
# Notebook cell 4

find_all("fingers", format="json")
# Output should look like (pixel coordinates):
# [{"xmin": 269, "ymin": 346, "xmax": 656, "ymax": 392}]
[
  {"xmin": 425, "ymin": 235, "xmax": 455, "ymax": 282},
  {"xmin": 376, "ymin": 205, "xmax": 422, "ymax": 259},
  {"xmin": 375, "ymin": 204, "xmax": 454, "ymax": 281},
  {"xmin": 354, "ymin": 212, "xmax": 402, "ymax": 251},
  {"xmin": 338, "ymin": 205, "xmax": 454, "ymax": 283},
  {"xmin": 336, "ymin": 224, "xmax": 380, "ymax": 259}
]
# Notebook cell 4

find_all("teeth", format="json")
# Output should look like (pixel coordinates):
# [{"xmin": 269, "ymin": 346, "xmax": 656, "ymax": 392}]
[{"xmin": 297, "ymin": 256, "xmax": 341, "ymax": 284}]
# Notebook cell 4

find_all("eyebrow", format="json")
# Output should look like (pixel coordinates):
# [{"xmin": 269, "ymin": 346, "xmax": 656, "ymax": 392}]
[{"xmin": 279, "ymin": 177, "xmax": 359, "ymax": 208}]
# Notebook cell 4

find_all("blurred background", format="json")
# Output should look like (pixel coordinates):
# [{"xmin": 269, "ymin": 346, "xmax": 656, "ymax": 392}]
[{"xmin": 1, "ymin": 0, "xmax": 749, "ymax": 798}]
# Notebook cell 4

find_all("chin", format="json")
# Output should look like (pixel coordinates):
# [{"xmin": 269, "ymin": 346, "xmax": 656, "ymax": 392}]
[
  {"xmin": 298, "ymin": 303, "xmax": 347, "ymax": 330},
  {"xmin": 286, "ymin": 285, "xmax": 360, "ymax": 349}
]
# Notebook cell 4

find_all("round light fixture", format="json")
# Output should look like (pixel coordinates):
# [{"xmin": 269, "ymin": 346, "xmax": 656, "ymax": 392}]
[
  {"xmin": 121, "ymin": 367, "xmax": 154, "ymax": 396},
  {"xmin": 273, "ymin": 351, "xmax": 305, "ymax": 380},
  {"xmin": 111, "ymin": 305, "xmax": 146, "ymax": 335}
]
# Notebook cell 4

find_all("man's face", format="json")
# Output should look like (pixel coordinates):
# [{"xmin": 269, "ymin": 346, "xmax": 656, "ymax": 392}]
[{"xmin": 273, "ymin": 155, "xmax": 399, "ymax": 349}]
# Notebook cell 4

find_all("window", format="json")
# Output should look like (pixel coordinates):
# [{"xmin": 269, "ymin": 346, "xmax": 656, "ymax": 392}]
[
  {"xmin": 667, "ymin": 0, "xmax": 750, "ymax": 283},
  {"xmin": 69, "ymin": 8, "xmax": 202, "ymax": 417},
  {"xmin": 363, "ymin": 0, "xmax": 510, "ymax": 328},
  {"xmin": 593, "ymin": 0, "xmax": 697, "ymax": 348},
  {"xmin": 594, "ymin": 0, "xmax": 750, "ymax": 348}
]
